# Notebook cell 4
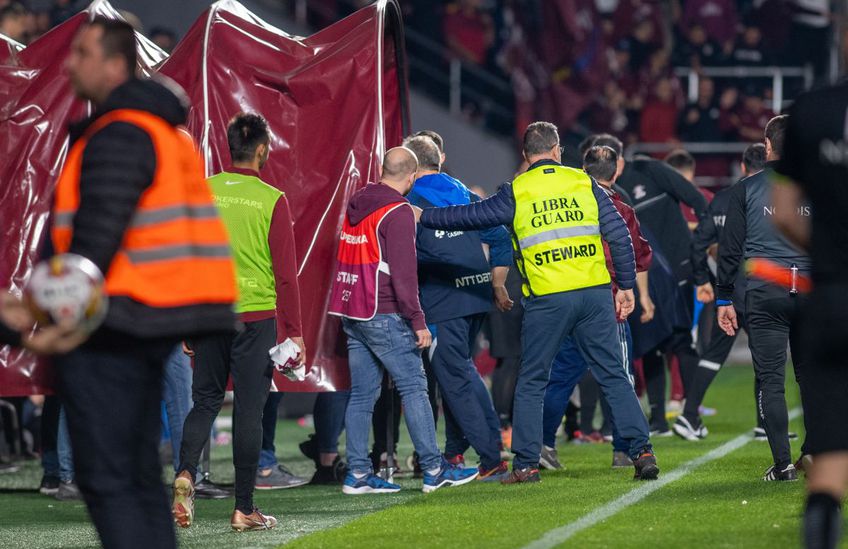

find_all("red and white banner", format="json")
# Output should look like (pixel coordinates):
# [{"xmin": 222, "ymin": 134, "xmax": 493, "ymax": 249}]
[{"xmin": 0, "ymin": 0, "xmax": 409, "ymax": 395}]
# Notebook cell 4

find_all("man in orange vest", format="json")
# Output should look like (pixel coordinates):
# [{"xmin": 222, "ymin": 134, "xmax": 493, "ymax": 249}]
[{"xmin": 48, "ymin": 17, "xmax": 236, "ymax": 549}]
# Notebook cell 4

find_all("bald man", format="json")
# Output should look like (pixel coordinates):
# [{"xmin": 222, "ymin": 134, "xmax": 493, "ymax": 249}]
[{"xmin": 329, "ymin": 147, "xmax": 480, "ymax": 494}]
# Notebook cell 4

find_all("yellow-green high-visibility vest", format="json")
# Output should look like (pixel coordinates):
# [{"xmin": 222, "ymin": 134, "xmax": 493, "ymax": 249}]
[{"xmin": 511, "ymin": 163, "xmax": 611, "ymax": 297}]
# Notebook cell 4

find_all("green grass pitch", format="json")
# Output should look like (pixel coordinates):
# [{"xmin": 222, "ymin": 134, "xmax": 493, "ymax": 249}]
[{"xmin": 0, "ymin": 365, "xmax": 842, "ymax": 548}]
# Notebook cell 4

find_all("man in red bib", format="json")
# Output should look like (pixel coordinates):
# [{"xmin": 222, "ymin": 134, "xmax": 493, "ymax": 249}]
[{"xmin": 329, "ymin": 147, "xmax": 479, "ymax": 494}]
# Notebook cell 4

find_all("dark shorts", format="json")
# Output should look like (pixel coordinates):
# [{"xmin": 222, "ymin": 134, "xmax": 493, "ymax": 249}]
[{"xmin": 801, "ymin": 284, "xmax": 848, "ymax": 454}]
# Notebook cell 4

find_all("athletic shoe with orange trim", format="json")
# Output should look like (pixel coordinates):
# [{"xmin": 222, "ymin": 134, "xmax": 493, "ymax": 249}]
[
  {"xmin": 500, "ymin": 466, "xmax": 541, "ymax": 485},
  {"xmin": 478, "ymin": 461, "xmax": 509, "ymax": 482},
  {"xmin": 633, "ymin": 451, "xmax": 660, "ymax": 480}
]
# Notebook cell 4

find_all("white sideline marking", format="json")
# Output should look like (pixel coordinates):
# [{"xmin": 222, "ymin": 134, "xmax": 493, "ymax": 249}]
[{"xmin": 522, "ymin": 407, "xmax": 803, "ymax": 549}]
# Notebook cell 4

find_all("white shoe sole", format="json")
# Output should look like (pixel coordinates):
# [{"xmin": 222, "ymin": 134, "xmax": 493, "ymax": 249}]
[
  {"xmin": 672, "ymin": 423, "xmax": 701, "ymax": 442},
  {"xmin": 255, "ymin": 479, "xmax": 310, "ymax": 490},
  {"xmin": 342, "ymin": 485, "xmax": 400, "ymax": 495},
  {"xmin": 422, "ymin": 472, "xmax": 479, "ymax": 493},
  {"xmin": 539, "ymin": 456, "xmax": 563, "ymax": 470}
]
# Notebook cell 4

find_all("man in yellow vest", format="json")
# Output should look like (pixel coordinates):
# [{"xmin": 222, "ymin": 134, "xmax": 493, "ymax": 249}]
[
  {"xmin": 419, "ymin": 122, "xmax": 659, "ymax": 482},
  {"xmin": 47, "ymin": 17, "xmax": 236, "ymax": 549}
]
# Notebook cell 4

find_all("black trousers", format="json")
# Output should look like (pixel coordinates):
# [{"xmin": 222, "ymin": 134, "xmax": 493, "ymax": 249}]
[
  {"xmin": 179, "ymin": 319, "xmax": 274, "ymax": 514},
  {"xmin": 57, "ymin": 333, "xmax": 177, "ymax": 549},
  {"xmin": 746, "ymin": 283, "xmax": 806, "ymax": 468}
]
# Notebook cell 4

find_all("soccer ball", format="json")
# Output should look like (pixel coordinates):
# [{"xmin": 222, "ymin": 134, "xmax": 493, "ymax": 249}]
[{"xmin": 24, "ymin": 254, "xmax": 108, "ymax": 333}]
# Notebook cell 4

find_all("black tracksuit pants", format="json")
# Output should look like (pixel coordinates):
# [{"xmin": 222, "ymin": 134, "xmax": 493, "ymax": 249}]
[
  {"xmin": 179, "ymin": 319, "xmax": 275, "ymax": 514},
  {"xmin": 746, "ymin": 283, "xmax": 807, "ymax": 469},
  {"xmin": 57, "ymin": 332, "xmax": 177, "ymax": 549}
]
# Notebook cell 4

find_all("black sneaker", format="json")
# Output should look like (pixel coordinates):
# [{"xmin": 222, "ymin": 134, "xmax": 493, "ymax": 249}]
[
  {"xmin": 763, "ymin": 464, "xmax": 798, "ymax": 481},
  {"xmin": 633, "ymin": 451, "xmax": 660, "ymax": 480},
  {"xmin": 673, "ymin": 416, "xmax": 703, "ymax": 441},
  {"xmin": 194, "ymin": 478, "xmax": 231, "ymax": 499},
  {"xmin": 299, "ymin": 435, "xmax": 319, "ymax": 463},
  {"xmin": 310, "ymin": 456, "xmax": 348, "ymax": 485},
  {"xmin": 753, "ymin": 427, "xmax": 799, "ymax": 441},
  {"xmin": 39, "ymin": 475, "xmax": 60, "ymax": 496}
]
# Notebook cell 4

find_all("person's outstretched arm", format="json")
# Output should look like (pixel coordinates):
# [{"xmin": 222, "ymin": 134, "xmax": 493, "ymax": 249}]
[{"xmin": 420, "ymin": 183, "xmax": 515, "ymax": 231}]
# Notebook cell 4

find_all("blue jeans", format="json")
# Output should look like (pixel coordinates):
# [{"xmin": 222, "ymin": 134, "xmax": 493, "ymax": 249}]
[
  {"xmin": 342, "ymin": 314, "xmax": 441, "ymax": 474},
  {"xmin": 162, "ymin": 345, "xmax": 193, "ymax": 473},
  {"xmin": 513, "ymin": 287, "xmax": 651, "ymax": 468},
  {"xmin": 58, "ymin": 407, "xmax": 74, "ymax": 482},
  {"xmin": 430, "ymin": 314, "xmax": 502, "ymax": 469},
  {"xmin": 259, "ymin": 392, "xmax": 284, "ymax": 470},
  {"xmin": 543, "ymin": 322, "xmax": 635, "ymax": 453}
]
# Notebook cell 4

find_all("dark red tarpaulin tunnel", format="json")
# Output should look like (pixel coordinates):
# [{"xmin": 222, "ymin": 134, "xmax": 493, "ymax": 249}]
[{"xmin": 0, "ymin": 0, "xmax": 410, "ymax": 395}]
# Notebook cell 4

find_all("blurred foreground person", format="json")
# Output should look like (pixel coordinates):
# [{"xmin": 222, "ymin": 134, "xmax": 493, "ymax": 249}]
[
  {"xmin": 53, "ymin": 17, "xmax": 235, "ymax": 549},
  {"xmin": 770, "ymin": 81, "xmax": 848, "ymax": 549}
]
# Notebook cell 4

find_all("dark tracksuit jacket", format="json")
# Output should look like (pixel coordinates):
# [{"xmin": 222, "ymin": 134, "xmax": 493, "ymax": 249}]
[
  {"xmin": 616, "ymin": 157, "xmax": 708, "ymax": 283},
  {"xmin": 716, "ymin": 161, "xmax": 811, "ymax": 468},
  {"xmin": 420, "ymin": 160, "xmax": 636, "ymax": 291}
]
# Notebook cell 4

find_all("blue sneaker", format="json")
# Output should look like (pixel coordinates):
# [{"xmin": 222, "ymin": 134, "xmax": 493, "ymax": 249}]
[
  {"xmin": 422, "ymin": 460, "xmax": 479, "ymax": 493},
  {"xmin": 342, "ymin": 472, "xmax": 401, "ymax": 495}
]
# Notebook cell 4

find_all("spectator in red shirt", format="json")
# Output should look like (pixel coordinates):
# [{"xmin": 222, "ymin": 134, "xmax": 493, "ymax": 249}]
[
  {"xmin": 733, "ymin": 93, "xmax": 776, "ymax": 143},
  {"xmin": 443, "ymin": 0, "xmax": 495, "ymax": 65},
  {"xmin": 640, "ymin": 77, "xmax": 680, "ymax": 146},
  {"xmin": 679, "ymin": 0, "xmax": 739, "ymax": 47}
]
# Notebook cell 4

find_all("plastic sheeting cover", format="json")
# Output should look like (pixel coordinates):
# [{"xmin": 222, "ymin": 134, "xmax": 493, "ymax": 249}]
[{"xmin": 0, "ymin": 0, "xmax": 408, "ymax": 395}]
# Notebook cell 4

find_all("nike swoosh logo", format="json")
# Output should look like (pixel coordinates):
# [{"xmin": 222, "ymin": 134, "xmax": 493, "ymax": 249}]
[{"xmin": 224, "ymin": 181, "xmax": 240, "ymax": 185}]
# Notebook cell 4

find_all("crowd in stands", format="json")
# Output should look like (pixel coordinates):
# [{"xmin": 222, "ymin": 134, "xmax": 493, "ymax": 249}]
[
  {"xmin": 2, "ymin": 0, "xmax": 833, "ymax": 179},
  {"xmin": 286, "ymin": 0, "xmax": 833, "ymax": 184}
]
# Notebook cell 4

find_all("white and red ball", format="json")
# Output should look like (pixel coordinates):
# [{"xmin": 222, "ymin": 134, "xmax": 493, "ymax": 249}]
[{"xmin": 24, "ymin": 254, "xmax": 108, "ymax": 333}]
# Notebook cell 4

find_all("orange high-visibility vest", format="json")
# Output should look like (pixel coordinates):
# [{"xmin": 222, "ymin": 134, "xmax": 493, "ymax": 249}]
[{"xmin": 52, "ymin": 108, "xmax": 237, "ymax": 309}]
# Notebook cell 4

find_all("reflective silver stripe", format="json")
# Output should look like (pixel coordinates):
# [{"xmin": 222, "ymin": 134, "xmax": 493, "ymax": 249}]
[
  {"xmin": 130, "ymin": 205, "xmax": 220, "ymax": 228},
  {"xmin": 518, "ymin": 225, "xmax": 600, "ymax": 249},
  {"xmin": 54, "ymin": 212, "xmax": 75, "ymax": 228},
  {"xmin": 126, "ymin": 244, "xmax": 230, "ymax": 263}
]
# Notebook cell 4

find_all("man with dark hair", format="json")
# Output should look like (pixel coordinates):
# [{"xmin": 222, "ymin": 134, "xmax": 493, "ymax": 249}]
[
  {"xmin": 675, "ymin": 142, "xmax": 776, "ymax": 441},
  {"xmin": 173, "ymin": 112, "xmax": 304, "ymax": 531},
  {"xmin": 404, "ymin": 134, "xmax": 513, "ymax": 481},
  {"xmin": 0, "ymin": 3, "xmax": 28, "ymax": 43},
  {"xmin": 149, "ymin": 26, "xmax": 177, "ymax": 53},
  {"xmin": 769, "ymin": 78, "xmax": 848, "ymax": 549},
  {"xmin": 715, "ymin": 114, "xmax": 810, "ymax": 481},
  {"xmin": 421, "ymin": 122, "xmax": 660, "ymax": 483},
  {"xmin": 593, "ymin": 133, "xmax": 707, "ymax": 435},
  {"xmin": 328, "ymin": 147, "xmax": 479, "ymax": 494},
  {"xmin": 664, "ymin": 149, "xmax": 697, "ymax": 182},
  {"xmin": 541, "ymin": 145, "xmax": 655, "ymax": 471},
  {"xmin": 34, "ymin": 16, "xmax": 237, "ymax": 549},
  {"xmin": 742, "ymin": 143, "xmax": 767, "ymax": 174}
]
